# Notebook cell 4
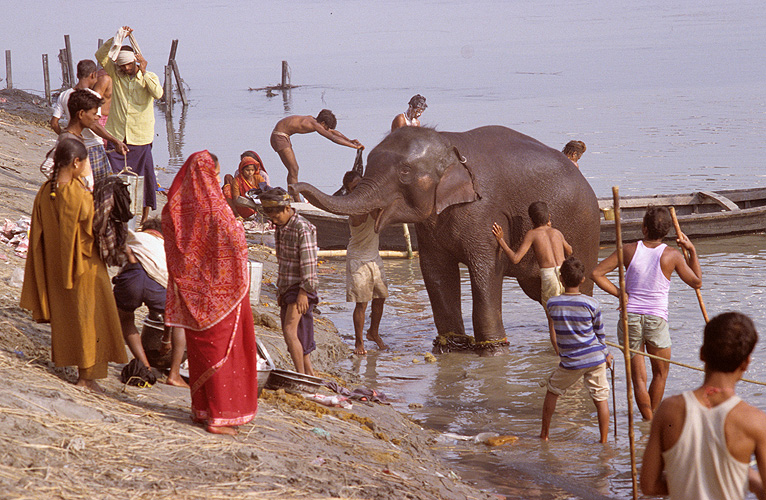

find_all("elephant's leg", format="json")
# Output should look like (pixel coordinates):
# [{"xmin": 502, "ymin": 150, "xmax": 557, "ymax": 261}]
[
  {"xmin": 418, "ymin": 243, "xmax": 468, "ymax": 352},
  {"xmin": 468, "ymin": 264, "xmax": 510, "ymax": 356}
]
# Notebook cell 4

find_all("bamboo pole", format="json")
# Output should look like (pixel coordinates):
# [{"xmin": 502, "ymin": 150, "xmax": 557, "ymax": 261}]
[
  {"xmin": 4, "ymin": 50, "xmax": 11, "ymax": 89},
  {"xmin": 316, "ymin": 249, "xmax": 416, "ymax": 259},
  {"xmin": 402, "ymin": 224, "xmax": 414, "ymax": 259},
  {"xmin": 669, "ymin": 206, "xmax": 708, "ymax": 323},
  {"xmin": 611, "ymin": 365, "xmax": 617, "ymax": 441},
  {"xmin": 42, "ymin": 54, "xmax": 51, "ymax": 105},
  {"xmin": 613, "ymin": 186, "xmax": 638, "ymax": 500}
]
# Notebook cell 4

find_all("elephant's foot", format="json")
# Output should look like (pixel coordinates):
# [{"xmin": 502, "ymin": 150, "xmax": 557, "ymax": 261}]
[
  {"xmin": 432, "ymin": 332, "xmax": 475, "ymax": 353},
  {"xmin": 474, "ymin": 338, "xmax": 511, "ymax": 357},
  {"xmin": 432, "ymin": 332, "xmax": 511, "ymax": 355}
]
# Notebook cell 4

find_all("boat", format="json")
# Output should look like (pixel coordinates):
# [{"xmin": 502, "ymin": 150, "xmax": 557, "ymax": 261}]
[
  {"xmin": 599, "ymin": 187, "xmax": 766, "ymax": 244},
  {"xmin": 237, "ymin": 188, "xmax": 766, "ymax": 252}
]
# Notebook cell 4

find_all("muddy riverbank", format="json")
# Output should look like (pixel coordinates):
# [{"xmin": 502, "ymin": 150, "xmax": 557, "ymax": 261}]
[{"xmin": 0, "ymin": 89, "xmax": 500, "ymax": 500}]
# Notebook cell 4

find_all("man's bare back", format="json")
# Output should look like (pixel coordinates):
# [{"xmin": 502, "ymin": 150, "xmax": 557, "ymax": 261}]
[
  {"xmin": 273, "ymin": 115, "xmax": 326, "ymax": 136},
  {"xmin": 94, "ymin": 69, "xmax": 113, "ymax": 116},
  {"xmin": 493, "ymin": 222, "xmax": 573, "ymax": 268}
]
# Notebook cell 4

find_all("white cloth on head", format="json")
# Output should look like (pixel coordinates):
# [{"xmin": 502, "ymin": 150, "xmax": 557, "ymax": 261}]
[
  {"xmin": 115, "ymin": 50, "xmax": 137, "ymax": 66},
  {"xmin": 107, "ymin": 27, "xmax": 142, "ymax": 61}
]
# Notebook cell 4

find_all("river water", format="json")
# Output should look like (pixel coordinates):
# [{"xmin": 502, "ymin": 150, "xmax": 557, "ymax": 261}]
[{"xmin": 3, "ymin": 1, "xmax": 766, "ymax": 498}]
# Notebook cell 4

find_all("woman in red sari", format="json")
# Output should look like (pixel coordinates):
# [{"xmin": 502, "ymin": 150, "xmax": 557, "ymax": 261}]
[{"xmin": 162, "ymin": 150, "xmax": 257, "ymax": 435}]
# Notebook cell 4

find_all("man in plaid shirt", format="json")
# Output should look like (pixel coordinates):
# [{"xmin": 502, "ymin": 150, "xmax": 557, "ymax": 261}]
[{"xmin": 259, "ymin": 188, "xmax": 319, "ymax": 376}]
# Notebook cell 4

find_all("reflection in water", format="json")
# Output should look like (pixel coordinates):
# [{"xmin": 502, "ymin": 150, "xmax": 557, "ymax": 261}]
[
  {"xmin": 158, "ymin": 99, "xmax": 188, "ymax": 171},
  {"xmin": 316, "ymin": 234, "xmax": 766, "ymax": 499}
]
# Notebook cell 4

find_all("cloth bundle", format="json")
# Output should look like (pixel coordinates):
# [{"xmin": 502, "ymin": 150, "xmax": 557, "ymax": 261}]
[{"xmin": 108, "ymin": 27, "xmax": 142, "ymax": 65}]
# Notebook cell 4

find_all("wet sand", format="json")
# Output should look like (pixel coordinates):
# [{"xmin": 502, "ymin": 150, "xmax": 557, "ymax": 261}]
[{"xmin": 0, "ymin": 89, "xmax": 500, "ymax": 500}]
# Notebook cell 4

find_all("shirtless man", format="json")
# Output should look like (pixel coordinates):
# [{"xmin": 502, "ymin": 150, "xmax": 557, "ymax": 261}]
[
  {"xmin": 271, "ymin": 110, "xmax": 363, "ymax": 201},
  {"xmin": 641, "ymin": 312, "xmax": 766, "ymax": 500},
  {"xmin": 492, "ymin": 201, "xmax": 573, "ymax": 352},
  {"xmin": 391, "ymin": 94, "xmax": 427, "ymax": 131},
  {"xmin": 93, "ymin": 68, "xmax": 113, "ymax": 135}
]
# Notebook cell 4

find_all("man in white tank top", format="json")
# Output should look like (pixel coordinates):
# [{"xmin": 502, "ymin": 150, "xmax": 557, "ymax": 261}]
[
  {"xmin": 591, "ymin": 206, "xmax": 702, "ymax": 420},
  {"xmin": 391, "ymin": 94, "xmax": 427, "ymax": 131},
  {"xmin": 641, "ymin": 312, "xmax": 766, "ymax": 500},
  {"xmin": 342, "ymin": 171, "xmax": 389, "ymax": 355}
]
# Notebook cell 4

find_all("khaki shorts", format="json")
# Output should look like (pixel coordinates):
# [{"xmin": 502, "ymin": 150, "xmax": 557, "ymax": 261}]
[
  {"xmin": 546, "ymin": 362, "xmax": 609, "ymax": 401},
  {"xmin": 540, "ymin": 266, "xmax": 563, "ymax": 309},
  {"xmin": 616, "ymin": 313, "xmax": 671, "ymax": 354},
  {"xmin": 346, "ymin": 258, "xmax": 388, "ymax": 303}
]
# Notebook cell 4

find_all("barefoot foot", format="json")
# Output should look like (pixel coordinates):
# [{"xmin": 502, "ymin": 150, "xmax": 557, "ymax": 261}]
[
  {"xmin": 366, "ymin": 330, "xmax": 388, "ymax": 350},
  {"xmin": 207, "ymin": 425, "xmax": 237, "ymax": 436},
  {"xmin": 353, "ymin": 340, "xmax": 367, "ymax": 355},
  {"xmin": 75, "ymin": 378, "xmax": 104, "ymax": 394},
  {"xmin": 165, "ymin": 375, "xmax": 189, "ymax": 388}
]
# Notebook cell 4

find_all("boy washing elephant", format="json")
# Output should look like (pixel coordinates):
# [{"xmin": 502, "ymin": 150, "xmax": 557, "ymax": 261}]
[{"xmin": 492, "ymin": 201, "xmax": 573, "ymax": 353}]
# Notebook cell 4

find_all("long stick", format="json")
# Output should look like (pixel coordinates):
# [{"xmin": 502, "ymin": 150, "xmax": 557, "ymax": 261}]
[
  {"xmin": 669, "ymin": 206, "xmax": 709, "ymax": 323},
  {"xmin": 613, "ymin": 186, "xmax": 638, "ymax": 500},
  {"xmin": 611, "ymin": 365, "xmax": 617, "ymax": 442}
]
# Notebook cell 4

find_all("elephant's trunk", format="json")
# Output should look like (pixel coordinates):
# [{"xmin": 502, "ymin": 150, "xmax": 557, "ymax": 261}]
[{"xmin": 293, "ymin": 180, "xmax": 389, "ymax": 217}]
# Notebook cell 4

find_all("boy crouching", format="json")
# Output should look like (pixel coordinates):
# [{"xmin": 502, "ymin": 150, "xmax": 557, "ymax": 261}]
[{"xmin": 540, "ymin": 256, "xmax": 613, "ymax": 443}]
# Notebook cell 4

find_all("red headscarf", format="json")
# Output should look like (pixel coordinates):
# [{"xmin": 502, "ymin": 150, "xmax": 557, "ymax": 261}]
[{"xmin": 162, "ymin": 151, "xmax": 249, "ymax": 330}]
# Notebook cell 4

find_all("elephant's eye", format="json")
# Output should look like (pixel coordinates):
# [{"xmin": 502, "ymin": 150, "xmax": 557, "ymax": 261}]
[{"xmin": 398, "ymin": 165, "xmax": 413, "ymax": 184}]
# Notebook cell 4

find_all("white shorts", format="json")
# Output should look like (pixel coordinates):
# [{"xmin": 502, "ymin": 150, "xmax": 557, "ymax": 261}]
[{"xmin": 346, "ymin": 257, "xmax": 388, "ymax": 303}]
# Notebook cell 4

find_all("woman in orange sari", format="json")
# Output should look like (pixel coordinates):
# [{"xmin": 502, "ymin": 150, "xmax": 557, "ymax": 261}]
[
  {"xmin": 162, "ymin": 150, "xmax": 258, "ymax": 435},
  {"xmin": 224, "ymin": 153, "xmax": 268, "ymax": 218}
]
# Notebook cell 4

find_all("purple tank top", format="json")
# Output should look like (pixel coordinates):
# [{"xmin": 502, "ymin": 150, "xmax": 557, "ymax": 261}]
[{"xmin": 625, "ymin": 241, "xmax": 670, "ymax": 320}]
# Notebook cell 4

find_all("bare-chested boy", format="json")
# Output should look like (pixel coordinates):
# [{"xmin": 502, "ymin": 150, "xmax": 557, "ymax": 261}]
[
  {"xmin": 492, "ymin": 201, "xmax": 573, "ymax": 352},
  {"xmin": 93, "ymin": 68, "xmax": 112, "ymax": 132},
  {"xmin": 271, "ymin": 110, "xmax": 363, "ymax": 201}
]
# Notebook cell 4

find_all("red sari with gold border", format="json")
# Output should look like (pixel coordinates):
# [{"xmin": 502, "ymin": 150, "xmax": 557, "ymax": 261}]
[{"xmin": 162, "ymin": 151, "xmax": 257, "ymax": 427}]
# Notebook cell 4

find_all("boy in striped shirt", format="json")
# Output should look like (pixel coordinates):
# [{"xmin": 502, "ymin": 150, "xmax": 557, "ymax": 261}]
[{"xmin": 540, "ymin": 256, "xmax": 613, "ymax": 443}]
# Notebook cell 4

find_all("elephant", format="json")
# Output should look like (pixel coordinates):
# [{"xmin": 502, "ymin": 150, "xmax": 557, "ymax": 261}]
[{"xmin": 293, "ymin": 125, "xmax": 600, "ymax": 355}]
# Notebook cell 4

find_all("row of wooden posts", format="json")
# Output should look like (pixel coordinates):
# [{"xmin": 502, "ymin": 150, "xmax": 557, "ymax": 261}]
[{"xmin": 3, "ymin": 35, "xmax": 187, "ymax": 107}]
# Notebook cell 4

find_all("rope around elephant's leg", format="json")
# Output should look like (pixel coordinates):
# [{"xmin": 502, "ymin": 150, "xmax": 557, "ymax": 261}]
[{"xmin": 432, "ymin": 332, "xmax": 509, "ymax": 353}]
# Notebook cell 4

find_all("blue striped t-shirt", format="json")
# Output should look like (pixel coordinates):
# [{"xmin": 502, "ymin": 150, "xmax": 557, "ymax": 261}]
[{"xmin": 547, "ymin": 293, "xmax": 607, "ymax": 370}]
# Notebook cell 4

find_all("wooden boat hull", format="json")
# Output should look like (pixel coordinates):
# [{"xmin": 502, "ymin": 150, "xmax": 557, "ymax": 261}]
[
  {"xmin": 599, "ymin": 187, "xmax": 766, "ymax": 244},
  {"xmin": 294, "ymin": 188, "xmax": 766, "ymax": 251}
]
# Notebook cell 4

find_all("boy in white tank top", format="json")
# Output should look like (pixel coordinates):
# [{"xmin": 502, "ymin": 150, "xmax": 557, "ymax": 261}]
[
  {"xmin": 641, "ymin": 312, "xmax": 766, "ymax": 500},
  {"xmin": 591, "ymin": 206, "xmax": 702, "ymax": 420}
]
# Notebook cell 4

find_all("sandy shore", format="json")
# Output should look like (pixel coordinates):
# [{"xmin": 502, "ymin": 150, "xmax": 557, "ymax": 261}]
[{"xmin": 0, "ymin": 89, "xmax": 500, "ymax": 500}]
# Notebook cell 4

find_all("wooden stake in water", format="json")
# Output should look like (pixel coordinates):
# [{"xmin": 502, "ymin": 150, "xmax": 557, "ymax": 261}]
[
  {"xmin": 613, "ymin": 186, "xmax": 638, "ymax": 500},
  {"xmin": 64, "ymin": 35, "xmax": 75, "ymax": 89},
  {"xmin": 170, "ymin": 59, "xmax": 187, "ymax": 106},
  {"xmin": 669, "ymin": 206, "xmax": 709, "ymax": 323},
  {"xmin": 42, "ymin": 54, "xmax": 51, "ymax": 105},
  {"xmin": 5, "ymin": 50, "xmax": 12, "ymax": 89},
  {"xmin": 281, "ymin": 60, "xmax": 290, "ymax": 89}
]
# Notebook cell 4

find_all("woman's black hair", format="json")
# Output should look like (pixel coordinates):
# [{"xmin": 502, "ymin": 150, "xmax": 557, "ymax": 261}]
[{"xmin": 50, "ymin": 138, "xmax": 88, "ymax": 199}]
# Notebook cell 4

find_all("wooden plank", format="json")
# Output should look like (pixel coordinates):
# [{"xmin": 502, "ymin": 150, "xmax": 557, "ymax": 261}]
[{"xmin": 697, "ymin": 191, "xmax": 739, "ymax": 211}]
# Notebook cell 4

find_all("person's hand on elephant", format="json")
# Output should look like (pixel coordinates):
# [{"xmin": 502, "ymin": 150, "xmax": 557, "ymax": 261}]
[
  {"xmin": 351, "ymin": 139, "xmax": 364, "ymax": 150},
  {"xmin": 492, "ymin": 222, "xmax": 505, "ymax": 242}
]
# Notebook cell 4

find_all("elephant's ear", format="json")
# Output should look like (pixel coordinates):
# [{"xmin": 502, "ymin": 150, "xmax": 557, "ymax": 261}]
[{"xmin": 435, "ymin": 147, "xmax": 480, "ymax": 214}]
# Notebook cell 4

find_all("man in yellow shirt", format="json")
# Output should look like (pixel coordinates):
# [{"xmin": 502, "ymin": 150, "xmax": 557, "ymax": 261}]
[{"xmin": 96, "ymin": 26, "xmax": 163, "ymax": 225}]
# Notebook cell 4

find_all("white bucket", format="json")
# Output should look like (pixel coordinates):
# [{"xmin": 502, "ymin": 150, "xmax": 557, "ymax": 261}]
[{"xmin": 247, "ymin": 261, "xmax": 263, "ymax": 304}]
